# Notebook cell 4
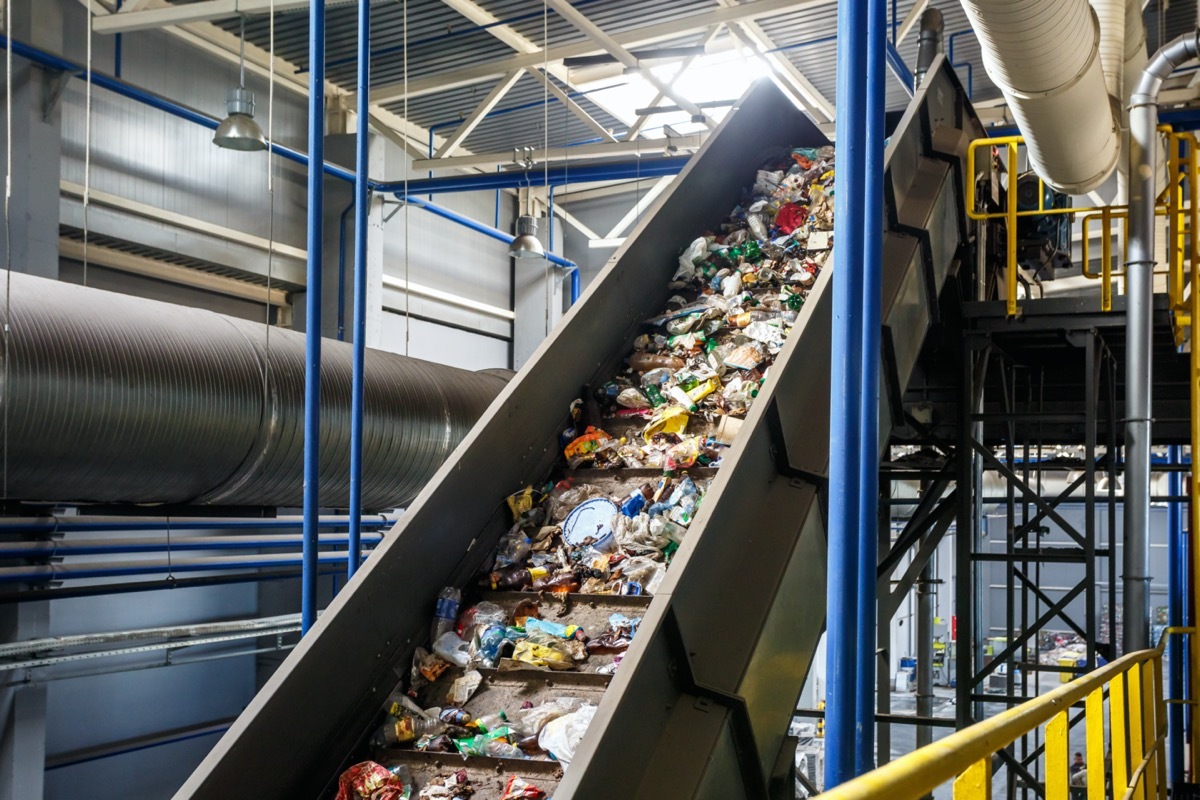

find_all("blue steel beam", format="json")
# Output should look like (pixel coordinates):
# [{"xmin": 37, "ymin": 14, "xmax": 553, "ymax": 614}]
[
  {"xmin": 0, "ymin": 552, "xmax": 373, "ymax": 584},
  {"xmin": 397, "ymin": 195, "xmax": 576, "ymax": 270},
  {"xmin": 884, "ymin": 38, "xmax": 915, "ymax": 96},
  {"xmin": 377, "ymin": 156, "xmax": 690, "ymax": 195},
  {"xmin": 826, "ymin": 0, "xmax": 868, "ymax": 788},
  {"xmin": 855, "ymin": 0, "xmax": 886, "ymax": 775},
  {"xmin": 1169, "ymin": 445, "xmax": 1184, "ymax": 784},
  {"xmin": 348, "ymin": 0, "xmax": 371, "ymax": 581},
  {"xmin": 0, "ymin": 535, "xmax": 384, "ymax": 558},
  {"xmin": 301, "ymin": 0, "xmax": 326, "ymax": 636},
  {"xmin": 0, "ymin": 515, "xmax": 396, "ymax": 533}
]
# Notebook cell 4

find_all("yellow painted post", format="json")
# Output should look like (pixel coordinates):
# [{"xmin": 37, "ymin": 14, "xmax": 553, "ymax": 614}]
[
  {"xmin": 953, "ymin": 758, "xmax": 992, "ymax": 800},
  {"xmin": 1170, "ymin": 136, "xmax": 1182, "ymax": 315},
  {"xmin": 1142, "ymin": 662, "xmax": 1158, "ymax": 800},
  {"xmin": 1086, "ymin": 688, "xmax": 1105, "ymax": 800},
  {"xmin": 1130, "ymin": 665, "xmax": 1146, "ymax": 800},
  {"xmin": 1007, "ymin": 143, "xmax": 1019, "ymax": 317},
  {"xmin": 1113, "ymin": 672, "xmax": 1131, "ymax": 797},
  {"xmin": 1046, "ymin": 711, "xmax": 1070, "ymax": 800},
  {"xmin": 1193, "ymin": 134, "xmax": 1200, "ymax": 779},
  {"xmin": 1153, "ymin": 657, "xmax": 1167, "ymax": 798},
  {"xmin": 1102, "ymin": 207, "xmax": 1113, "ymax": 312}
]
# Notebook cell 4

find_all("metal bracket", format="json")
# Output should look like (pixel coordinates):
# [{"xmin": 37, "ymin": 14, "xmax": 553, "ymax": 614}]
[
  {"xmin": 42, "ymin": 69, "xmax": 71, "ymax": 122},
  {"xmin": 663, "ymin": 606, "xmax": 770, "ymax": 799},
  {"xmin": 764, "ymin": 399, "xmax": 827, "ymax": 488}
]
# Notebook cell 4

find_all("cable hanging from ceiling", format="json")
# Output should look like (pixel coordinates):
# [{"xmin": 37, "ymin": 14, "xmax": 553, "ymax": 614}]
[{"xmin": 83, "ymin": 0, "xmax": 93, "ymax": 286}]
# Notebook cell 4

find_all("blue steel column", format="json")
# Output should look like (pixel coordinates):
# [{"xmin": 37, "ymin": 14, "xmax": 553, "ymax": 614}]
[
  {"xmin": 855, "ymin": 0, "xmax": 886, "ymax": 776},
  {"xmin": 825, "ymin": 0, "xmax": 868, "ymax": 788},
  {"xmin": 1169, "ymin": 445, "xmax": 1184, "ymax": 784},
  {"xmin": 301, "ymin": 0, "xmax": 326, "ymax": 634},
  {"xmin": 347, "ymin": 0, "xmax": 370, "ymax": 580}
]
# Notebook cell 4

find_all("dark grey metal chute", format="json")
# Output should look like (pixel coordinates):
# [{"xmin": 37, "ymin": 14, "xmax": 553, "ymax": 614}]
[{"xmin": 0, "ymin": 271, "xmax": 508, "ymax": 509}]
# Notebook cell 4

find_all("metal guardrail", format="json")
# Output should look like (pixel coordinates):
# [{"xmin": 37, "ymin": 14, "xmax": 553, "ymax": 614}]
[
  {"xmin": 817, "ymin": 628, "xmax": 1194, "ymax": 800},
  {"xmin": 965, "ymin": 134, "xmax": 1191, "ymax": 321}
]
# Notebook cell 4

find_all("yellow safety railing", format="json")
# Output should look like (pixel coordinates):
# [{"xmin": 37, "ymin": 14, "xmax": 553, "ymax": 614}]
[
  {"xmin": 965, "ymin": 133, "xmax": 1193, "ymax": 327},
  {"xmin": 817, "ymin": 628, "xmax": 1194, "ymax": 800}
]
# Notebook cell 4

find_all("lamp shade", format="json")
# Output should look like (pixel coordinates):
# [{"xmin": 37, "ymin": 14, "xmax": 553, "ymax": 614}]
[
  {"xmin": 214, "ymin": 87, "xmax": 267, "ymax": 152},
  {"xmin": 508, "ymin": 215, "xmax": 545, "ymax": 259}
]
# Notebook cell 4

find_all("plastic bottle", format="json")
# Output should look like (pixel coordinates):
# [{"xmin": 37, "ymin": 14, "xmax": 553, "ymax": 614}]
[
  {"xmin": 478, "ymin": 566, "xmax": 548, "ymax": 591},
  {"xmin": 370, "ymin": 713, "xmax": 448, "ymax": 748},
  {"xmin": 531, "ymin": 572, "xmax": 581, "ymax": 594},
  {"xmin": 480, "ymin": 739, "xmax": 525, "ymax": 759},
  {"xmin": 431, "ymin": 586, "xmax": 461, "ymax": 642},
  {"xmin": 438, "ymin": 708, "xmax": 472, "ymax": 726},
  {"xmin": 629, "ymin": 352, "xmax": 684, "ymax": 372},
  {"xmin": 471, "ymin": 710, "xmax": 508, "ymax": 733}
]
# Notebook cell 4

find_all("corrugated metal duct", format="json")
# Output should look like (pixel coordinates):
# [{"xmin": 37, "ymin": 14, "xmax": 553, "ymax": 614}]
[
  {"xmin": 958, "ymin": 0, "xmax": 1120, "ymax": 194},
  {"xmin": 0, "ymin": 271, "xmax": 508, "ymax": 510}
]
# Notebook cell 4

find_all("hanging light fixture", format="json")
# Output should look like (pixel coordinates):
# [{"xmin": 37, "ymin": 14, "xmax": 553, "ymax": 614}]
[
  {"xmin": 508, "ymin": 146, "xmax": 546, "ymax": 259},
  {"xmin": 214, "ymin": 16, "xmax": 267, "ymax": 151},
  {"xmin": 509, "ymin": 214, "xmax": 545, "ymax": 259}
]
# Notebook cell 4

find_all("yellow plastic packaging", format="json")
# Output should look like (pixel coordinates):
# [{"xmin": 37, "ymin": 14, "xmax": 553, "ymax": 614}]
[{"xmin": 642, "ymin": 405, "xmax": 690, "ymax": 442}]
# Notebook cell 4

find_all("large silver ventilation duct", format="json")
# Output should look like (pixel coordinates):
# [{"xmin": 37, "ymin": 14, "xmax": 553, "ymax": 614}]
[
  {"xmin": 0, "ymin": 271, "xmax": 508, "ymax": 510},
  {"xmin": 958, "ymin": 0, "xmax": 1120, "ymax": 194},
  {"xmin": 1125, "ymin": 30, "xmax": 1200, "ymax": 652},
  {"xmin": 914, "ymin": 7, "xmax": 945, "ymax": 89}
]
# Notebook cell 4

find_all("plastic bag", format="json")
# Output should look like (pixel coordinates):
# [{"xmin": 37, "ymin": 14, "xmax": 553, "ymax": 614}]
[
  {"xmin": 721, "ymin": 271, "xmax": 743, "ymax": 298},
  {"xmin": 499, "ymin": 776, "xmax": 547, "ymax": 800},
  {"xmin": 431, "ymin": 632, "xmax": 470, "ymax": 668},
  {"xmin": 411, "ymin": 646, "xmax": 450, "ymax": 687},
  {"xmin": 674, "ymin": 237, "xmax": 708, "ymax": 280},
  {"xmin": 745, "ymin": 320, "xmax": 785, "ymax": 345},
  {"xmin": 493, "ymin": 529, "xmax": 532, "ymax": 569},
  {"xmin": 616, "ymin": 387, "xmax": 652, "ymax": 410},
  {"xmin": 446, "ymin": 670, "xmax": 482, "ymax": 706},
  {"xmin": 643, "ymin": 406, "xmax": 690, "ymax": 442},
  {"xmin": 618, "ymin": 556, "xmax": 667, "ymax": 594},
  {"xmin": 612, "ymin": 512, "xmax": 671, "ymax": 551},
  {"xmin": 538, "ymin": 704, "xmax": 598, "ymax": 768},
  {"xmin": 511, "ymin": 640, "xmax": 575, "ymax": 670},
  {"xmin": 335, "ymin": 761, "xmax": 413, "ymax": 800},
  {"xmin": 456, "ymin": 601, "xmax": 506, "ymax": 638},
  {"xmin": 508, "ymin": 697, "xmax": 585, "ymax": 738}
]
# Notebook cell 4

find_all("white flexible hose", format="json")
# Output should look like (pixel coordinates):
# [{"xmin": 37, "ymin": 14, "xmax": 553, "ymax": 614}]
[{"xmin": 959, "ymin": 0, "xmax": 1119, "ymax": 194}]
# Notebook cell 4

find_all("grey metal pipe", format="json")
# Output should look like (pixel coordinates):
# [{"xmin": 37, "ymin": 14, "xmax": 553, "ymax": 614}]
[
  {"xmin": 916, "ymin": 561, "xmax": 934, "ymax": 749},
  {"xmin": 0, "ymin": 271, "xmax": 508, "ymax": 510},
  {"xmin": 1124, "ymin": 30, "xmax": 1200, "ymax": 651},
  {"xmin": 914, "ymin": 7, "xmax": 945, "ymax": 89}
]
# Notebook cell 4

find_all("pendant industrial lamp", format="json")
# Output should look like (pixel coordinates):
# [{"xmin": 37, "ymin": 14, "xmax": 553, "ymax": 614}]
[
  {"xmin": 508, "ymin": 148, "xmax": 545, "ymax": 259},
  {"xmin": 214, "ymin": 15, "xmax": 268, "ymax": 152}
]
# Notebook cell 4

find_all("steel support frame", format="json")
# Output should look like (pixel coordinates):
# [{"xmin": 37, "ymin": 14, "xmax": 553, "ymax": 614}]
[{"xmin": 954, "ymin": 322, "xmax": 1119, "ymax": 800}]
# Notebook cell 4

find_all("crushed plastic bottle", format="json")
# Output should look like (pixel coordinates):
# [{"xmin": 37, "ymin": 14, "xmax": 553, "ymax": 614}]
[{"xmin": 430, "ymin": 586, "xmax": 461, "ymax": 643}]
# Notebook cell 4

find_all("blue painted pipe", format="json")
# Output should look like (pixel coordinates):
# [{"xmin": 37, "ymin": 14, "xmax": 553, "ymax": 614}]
[
  {"xmin": 376, "ymin": 156, "xmax": 690, "ymax": 196},
  {"xmin": 1169, "ymin": 445, "xmax": 1184, "ymax": 784},
  {"xmin": 301, "ymin": 0, "xmax": 326, "ymax": 636},
  {"xmin": 884, "ymin": 38, "xmax": 915, "ymax": 97},
  {"xmin": 348, "ymin": 0, "xmax": 371, "ymax": 582},
  {"xmin": 0, "ymin": 552, "xmax": 371, "ymax": 584},
  {"xmin": 0, "ymin": 534, "xmax": 384, "ymax": 558},
  {"xmin": 569, "ymin": 267, "xmax": 581, "ymax": 305},
  {"xmin": 855, "ymin": 0, "xmax": 886, "ymax": 776},
  {"xmin": 397, "ymin": 195, "xmax": 576, "ymax": 270},
  {"xmin": 336, "ymin": 199, "xmax": 355, "ymax": 341},
  {"xmin": 825, "ymin": 0, "xmax": 869, "ymax": 788},
  {"xmin": 113, "ymin": 0, "xmax": 123, "ymax": 78},
  {"xmin": 947, "ymin": 30, "xmax": 975, "ymax": 99},
  {"xmin": 0, "ymin": 515, "xmax": 396, "ymax": 533}
]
